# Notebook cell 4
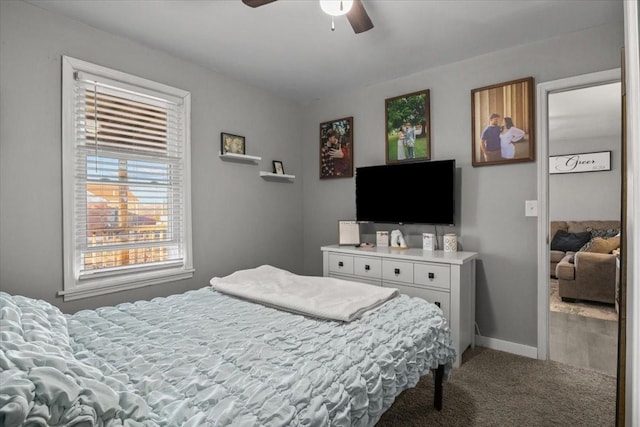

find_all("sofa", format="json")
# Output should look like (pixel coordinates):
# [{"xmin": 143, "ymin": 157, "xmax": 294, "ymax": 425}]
[{"xmin": 550, "ymin": 220, "xmax": 620, "ymax": 305}]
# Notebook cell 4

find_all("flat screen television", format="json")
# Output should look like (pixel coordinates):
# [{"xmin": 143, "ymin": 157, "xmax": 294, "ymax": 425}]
[{"xmin": 355, "ymin": 160, "xmax": 455, "ymax": 225}]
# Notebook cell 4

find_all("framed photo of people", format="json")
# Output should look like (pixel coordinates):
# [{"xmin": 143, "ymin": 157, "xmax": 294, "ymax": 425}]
[
  {"xmin": 385, "ymin": 89, "xmax": 431, "ymax": 164},
  {"xmin": 471, "ymin": 77, "xmax": 535, "ymax": 167},
  {"xmin": 319, "ymin": 117, "xmax": 353, "ymax": 179}
]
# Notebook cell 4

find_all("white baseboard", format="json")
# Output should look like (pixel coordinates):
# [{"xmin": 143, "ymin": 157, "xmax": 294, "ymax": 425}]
[{"xmin": 475, "ymin": 335, "xmax": 538, "ymax": 359}]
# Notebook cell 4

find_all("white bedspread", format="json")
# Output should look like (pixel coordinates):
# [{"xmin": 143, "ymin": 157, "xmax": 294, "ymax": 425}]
[{"xmin": 210, "ymin": 265, "xmax": 399, "ymax": 322}]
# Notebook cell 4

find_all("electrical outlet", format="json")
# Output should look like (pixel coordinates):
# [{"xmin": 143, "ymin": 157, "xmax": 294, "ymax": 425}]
[{"xmin": 525, "ymin": 200, "xmax": 538, "ymax": 217}]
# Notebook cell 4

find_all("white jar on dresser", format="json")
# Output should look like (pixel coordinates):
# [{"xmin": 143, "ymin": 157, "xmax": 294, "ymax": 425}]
[{"xmin": 321, "ymin": 244, "xmax": 478, "ymax": 368}]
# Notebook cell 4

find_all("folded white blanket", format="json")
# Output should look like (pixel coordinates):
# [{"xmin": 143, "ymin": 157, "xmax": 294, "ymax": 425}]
[{"xmin": 209, "ymin": 265, "xmax": 399, "ymax": 322}]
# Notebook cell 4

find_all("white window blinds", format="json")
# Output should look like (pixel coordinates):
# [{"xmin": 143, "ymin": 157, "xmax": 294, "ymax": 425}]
[{"xmin": 62, "ymin": 57, "xmax": 193, "ymax": 300}]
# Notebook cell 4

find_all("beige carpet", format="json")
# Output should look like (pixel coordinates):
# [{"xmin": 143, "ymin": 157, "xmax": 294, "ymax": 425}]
[
  {"xmin": 549, "ymin": 279, "xmax": 618, "ymax": 322},
  {"xmin": 377, "ymin": 347, "xmax": 616, "ymax": 426}
]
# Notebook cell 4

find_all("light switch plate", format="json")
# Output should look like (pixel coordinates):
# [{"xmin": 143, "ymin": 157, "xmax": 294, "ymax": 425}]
[{"xmin": 525, "ymin": 200, "xmax": 538, "ymax": 217}]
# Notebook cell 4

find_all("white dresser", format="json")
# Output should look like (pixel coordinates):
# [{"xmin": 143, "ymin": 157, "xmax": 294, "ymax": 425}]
[{"xmin": 321, "ymin": 244, "xmax": 477, "ymax": 367}]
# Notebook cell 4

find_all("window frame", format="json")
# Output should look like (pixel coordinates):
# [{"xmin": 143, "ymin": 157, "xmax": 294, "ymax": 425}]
[{"xmin": 61, "ymin": 56, "xmax": 193, "ymax": 301}]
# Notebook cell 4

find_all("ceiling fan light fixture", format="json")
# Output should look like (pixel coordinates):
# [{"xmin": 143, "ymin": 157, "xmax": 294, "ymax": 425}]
[{"xmin": 320, "ymin": 0, "xmax": 353, "ymax": 17}]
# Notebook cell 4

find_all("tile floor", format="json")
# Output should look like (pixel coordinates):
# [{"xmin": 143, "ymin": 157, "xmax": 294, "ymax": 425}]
[{"xmin": 549, "ymin": 310, "xmax": 618, "ymax": 376}]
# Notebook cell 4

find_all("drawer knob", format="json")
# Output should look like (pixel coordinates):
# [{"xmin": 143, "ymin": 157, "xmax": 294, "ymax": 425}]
[
  {"xmin": 338, "ymin": 261, "xmax": 344, "ymax": 267},
  {"xmin": 394, "ymin": 268, "xmax": 400, "ymax": 275},
  {"xmin": 428, "ymin": 272, "xmax": 435, "ymax": 279},
  {"xmin": 365, "ymin": 264, "xmax": 370, "ymax": 271}
]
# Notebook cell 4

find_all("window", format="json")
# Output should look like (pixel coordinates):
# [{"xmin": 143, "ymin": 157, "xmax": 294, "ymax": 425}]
[{"xmin": 61, "ymin": 56, "xmax": 193, "ymax": 301}]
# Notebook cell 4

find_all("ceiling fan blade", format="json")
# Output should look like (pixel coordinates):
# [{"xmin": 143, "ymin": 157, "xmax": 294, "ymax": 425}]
[
  {"xmin": 242, "ymin": 0, "xmax": 278, "ymax": 7},
  {"xmin": 346, "ymin": 0, "xmax": 374, "ymax": 34}
]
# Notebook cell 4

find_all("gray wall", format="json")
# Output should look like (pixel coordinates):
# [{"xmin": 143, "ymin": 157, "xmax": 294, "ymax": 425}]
[
  {"xmin": 549, "ymin": 136, "xmax": 621, "ymax": 221},
  {"xmin": 301, "ymin": 22, "xmax": 624, "ymax": 348},
  {"xmin": 0, "ymin": 0, "xmax": 304, "ymax": 313},
  {"xmin": 549, "ymin": 84, "xmax": 622, "ymax": 221}
]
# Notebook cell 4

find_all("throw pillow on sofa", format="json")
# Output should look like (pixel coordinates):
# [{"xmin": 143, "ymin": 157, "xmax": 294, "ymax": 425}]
[
  {"xmin": 578, "ymin": 227, "xmax": 621, "ymax": 252},
  {"xmin": 587, "ymin": 226, "xmax": 620, "ymax": 239},
  {"xmin": 586, "ymin": 236, "xmax": 621, "ymax": 254},
  {"xmin": 550, "ymin": 230, "xmax": 592, "ymax": 252}
]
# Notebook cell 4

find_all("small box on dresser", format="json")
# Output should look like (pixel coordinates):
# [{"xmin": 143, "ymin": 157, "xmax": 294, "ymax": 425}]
[{"xmin": 321, "ymin": 244, "xmax": 478, "ymax": 368}]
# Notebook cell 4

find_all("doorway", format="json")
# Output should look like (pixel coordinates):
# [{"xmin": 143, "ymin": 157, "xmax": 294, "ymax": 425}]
[
  {"xmin": 547, "ymin": 82, "xmax": 622, "ymax": 375},
  {"xmin": 536, "ymin": 68, "xmax": 622, "ymax": 369}
]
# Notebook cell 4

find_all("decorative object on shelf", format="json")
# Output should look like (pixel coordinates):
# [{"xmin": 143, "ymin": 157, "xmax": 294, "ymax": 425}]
[
  {"xmin": 549, "ymin": 150, "xmax": 611, "ymax": 174},
  {"xmin": 443, "ymin": 233, "xmax": 457, "ymax": 252},
  {"xmin": 390, "ymin": 229, "xmax": 407, "ymax": 248},
  {"xmin": 471, "ymin": 77, "xmax": 535, "ymax": 167},
  {"xmin": 221, "ymin": 132, "xmax": 246, "ymax": 155},
  {"xmin": 376, "ymin": 231, "xmax": 389, "ymax": 247},
  {"xmin": 422, "ymin": 233, "xmax": 435, "ymax": 251},
  {"xmin": 273, "ymin": 160, "xmax": 285, "ymax": 175},
  {"xmin": 338, "ymin": 220, "xmax": 360, "ymax": 246},
  {"xmin": 320, "ymin": 117, "xmax": 353, "ymax": 179},
  {"xmin": 385, "ymin": 89, "xmax": 430, "ymax": 164}
]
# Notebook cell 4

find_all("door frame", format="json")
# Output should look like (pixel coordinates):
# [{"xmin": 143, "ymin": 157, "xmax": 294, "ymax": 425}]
[
  {"xmin": 535, "ymin": 68, "xmax": 621, "ymax": 361},
  {"xmin": 622, "ymin": 1, "xmax": 639, "ymax": 424}
]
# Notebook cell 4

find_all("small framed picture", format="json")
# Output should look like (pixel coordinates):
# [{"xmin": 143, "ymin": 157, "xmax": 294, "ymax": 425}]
[
  {"xmin": 221, "ymin": 132, "xmax": 246, "ymax": 155},
  {"xmin": 273, "ymin": 160, "xmax": 285, "ymax": 175}
]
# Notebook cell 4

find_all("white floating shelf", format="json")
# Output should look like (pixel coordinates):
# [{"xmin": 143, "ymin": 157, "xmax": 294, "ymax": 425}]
[
  {"xmin": 260, "ymin": 171, "xmax": 295, "ymax": 181},
  {"xmin": 219, "ymin": 152, "xmax": 261, "ymax": 163}
]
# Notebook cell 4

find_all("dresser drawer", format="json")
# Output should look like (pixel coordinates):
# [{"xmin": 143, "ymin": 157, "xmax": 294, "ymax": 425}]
[
  {"xmin": 354, "ymin": 256, "xmax": 382, "ymax": 279},
  {"xmin": 328, "ymin": 253, "xmax": 354, "ymax": 275},
  {"xmin": 382, "ymin": 259, "xmax": 414, "ymax": 284},
  {"xmin": 418, "ymin": 287, "xmax": 451, "ymax": 320},
  {"xmin": 330, "ymin": 273, "xmax": 382, "ymax": 287},
  {"xmin": 392, "ymin": 283, "xmax": 451, "ymax": 320},
  {"xmin": 414, "ymin": 263, "xmax": 451, "ymax": 290}
]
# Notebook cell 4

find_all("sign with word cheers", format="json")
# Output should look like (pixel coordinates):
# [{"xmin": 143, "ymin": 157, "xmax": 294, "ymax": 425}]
[{"xmin": 549, "ymin": 151, "xmax": 611, "ymax": 174}]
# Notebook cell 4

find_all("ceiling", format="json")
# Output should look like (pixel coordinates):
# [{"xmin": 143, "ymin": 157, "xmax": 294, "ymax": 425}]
[{"xmin": 26, "ymin": 0, "xmax": 623, "ymax": 104}]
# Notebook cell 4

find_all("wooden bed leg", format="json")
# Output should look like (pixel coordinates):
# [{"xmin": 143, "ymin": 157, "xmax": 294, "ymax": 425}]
[{"xmin": 433, "ymin": 364, "xmax": 444, "ymax": 411}]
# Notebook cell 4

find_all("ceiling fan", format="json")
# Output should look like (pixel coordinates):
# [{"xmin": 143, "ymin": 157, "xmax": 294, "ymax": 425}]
[{"xmin": 242, "ymin": 0, "xmax": 374, "ymax": 34}]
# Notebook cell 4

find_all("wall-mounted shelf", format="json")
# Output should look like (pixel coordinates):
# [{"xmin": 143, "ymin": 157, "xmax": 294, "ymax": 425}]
[
  {"xmin": 260, "ymin": 171, "xmax": 295, "ymax": 181},
  {"xmin": 219, "ymin": 153, "xmax": 261, "ymax": 164}
]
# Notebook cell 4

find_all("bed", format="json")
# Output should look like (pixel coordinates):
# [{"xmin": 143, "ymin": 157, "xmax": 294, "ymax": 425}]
[{"xmin": 0, "ymin": 265, "xmax": 456, "ymax": 426}]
